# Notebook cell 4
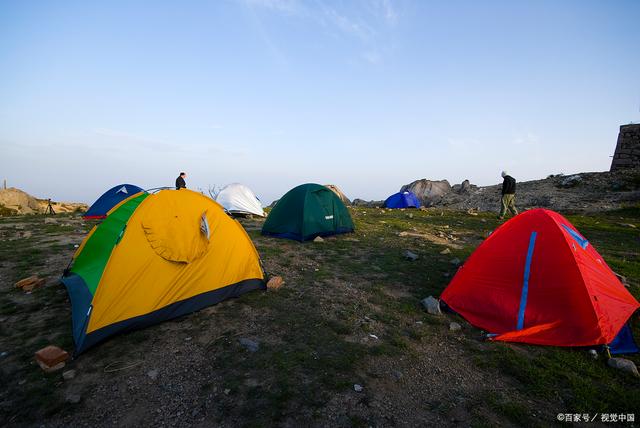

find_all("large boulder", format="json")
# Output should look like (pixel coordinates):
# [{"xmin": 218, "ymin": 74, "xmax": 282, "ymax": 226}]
[
  {"xmin": 0, "ymin": 188, "xmax": 41, "ymax": 214},
  {"xmin": 400, "ymin": 179, "xmax": 452, "ymax": 206},
  {"xmin": 324, "ymin": 184, "xmax": 351, "ymax": 206},
  {"xmin": 451, "ymin": 179, "xmax": 476, "ymax": 194},
  {"xmin": 351, "ymin": 199, "xmax": 383, "ymax": 208}
]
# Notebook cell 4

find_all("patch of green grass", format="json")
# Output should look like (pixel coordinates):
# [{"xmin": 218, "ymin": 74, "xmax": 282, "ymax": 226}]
[
  {"xmin": 483, "ymin": 391, "xmax": 533, "ymax": 426},
  {"xmin": 476, "ymin": 344, "xmax": 640, "ymax": 413}
]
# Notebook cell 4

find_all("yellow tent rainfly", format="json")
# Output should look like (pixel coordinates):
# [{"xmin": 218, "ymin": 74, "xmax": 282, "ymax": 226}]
[{"xmin": 62, "ymin": 189, "xmax": 266, "ymax": 354}]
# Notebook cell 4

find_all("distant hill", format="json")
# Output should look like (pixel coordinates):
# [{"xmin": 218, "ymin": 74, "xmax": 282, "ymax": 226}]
[
  {"xmin": 0, "ymin": 187, "xmax": 87, "ymax": 216},
  {"xmin": 353, "ymin": 168, "xmax": 640, "ymax": 212}
]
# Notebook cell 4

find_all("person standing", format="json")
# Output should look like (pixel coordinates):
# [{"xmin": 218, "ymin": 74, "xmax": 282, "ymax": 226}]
[
  {"xmin": 498, "ymin": 171, "xmax": 518, "ymax": 219},
  {"xmin": 175, "ymin": 172, "xmax": 187, "ymax": 190}
]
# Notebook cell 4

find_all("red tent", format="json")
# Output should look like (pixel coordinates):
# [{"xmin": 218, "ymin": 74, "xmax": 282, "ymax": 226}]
[{"xmin": 441, "ymin": 209, "xmax": 639, "ymax": 347}]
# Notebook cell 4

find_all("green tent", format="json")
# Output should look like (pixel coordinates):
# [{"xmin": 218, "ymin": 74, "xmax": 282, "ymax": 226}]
[{"xmin": 262, "ymin": 183, "xmax": 354, "ymax": 241}]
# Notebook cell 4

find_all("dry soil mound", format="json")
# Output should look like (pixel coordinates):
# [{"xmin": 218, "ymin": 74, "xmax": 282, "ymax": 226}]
[{"xmin": 0, "ymin": 187, "xmax": 87, "ymax": 215}]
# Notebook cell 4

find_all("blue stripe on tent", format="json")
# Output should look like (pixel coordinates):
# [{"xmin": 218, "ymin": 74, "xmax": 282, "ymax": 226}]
[
  {"xmin": 516, "ymin": 231, "xmax": 537, "ymax": 330},
  {"xmin": 561, "ymin": 224, "xmax": 589, "ymax": 249}
]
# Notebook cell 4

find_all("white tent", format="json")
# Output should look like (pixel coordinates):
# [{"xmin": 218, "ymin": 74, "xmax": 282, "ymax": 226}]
[{"xmin": 215, "ymin": 183, "xmax": 265, "ymax": 217}]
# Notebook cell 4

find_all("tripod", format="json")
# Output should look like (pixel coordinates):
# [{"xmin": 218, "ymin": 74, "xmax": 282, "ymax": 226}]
[{"xmin": 45, "ymin": 199, "xmax": 56, "ymax": 215}]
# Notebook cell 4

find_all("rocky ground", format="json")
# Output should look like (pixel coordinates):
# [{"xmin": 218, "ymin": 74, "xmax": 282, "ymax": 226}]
[
  {"xmin": 353, "ymin": 168, "xmax": 640, "ymax": 213},
  {"xmin": 0, "ymin": 206, "xmax": 639, "ymax": 427},
  {"xmin": 0, "ymin": 188, "xmax": 87, "ymax": 216}
]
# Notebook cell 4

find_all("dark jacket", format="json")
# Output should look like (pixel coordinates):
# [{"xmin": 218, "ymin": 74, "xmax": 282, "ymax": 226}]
[
  {"xmin": 175, "ymin": 176, "xmax": 186, "ymax": 190},
  {"xmin": 501, "ymin": 175, "xmax": 516, "ymax": 195}
]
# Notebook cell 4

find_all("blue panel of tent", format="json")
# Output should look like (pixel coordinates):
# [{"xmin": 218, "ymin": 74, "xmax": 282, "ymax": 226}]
[
  {"xmin": 383, "ymin": 191, "xmax": 421, "ymax": 209},
  {"xmin": 83, "ymin": 184, "xmax": 145, "ymax": 219}
]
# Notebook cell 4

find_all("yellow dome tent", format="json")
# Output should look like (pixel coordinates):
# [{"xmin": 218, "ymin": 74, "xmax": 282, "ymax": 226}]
[{"xmin": 62, "ymin": 189, "xmax": 266, "ymax": 354}]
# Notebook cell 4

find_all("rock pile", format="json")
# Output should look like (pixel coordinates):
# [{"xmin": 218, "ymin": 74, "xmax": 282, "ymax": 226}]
[{"xmin": 367, "ymin": 169, "xmax": 640, "ymax": 213}]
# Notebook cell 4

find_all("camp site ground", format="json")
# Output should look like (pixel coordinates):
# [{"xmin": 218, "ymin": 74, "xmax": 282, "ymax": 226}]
[{"xmin": 0, "ymin": 205, "xmax": 638, "ymax": 427}]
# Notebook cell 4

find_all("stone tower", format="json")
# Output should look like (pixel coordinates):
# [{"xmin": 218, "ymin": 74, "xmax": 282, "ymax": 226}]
[{"xmin": 610, "ymin": 124, "xmax": 640, "ymax": 171}]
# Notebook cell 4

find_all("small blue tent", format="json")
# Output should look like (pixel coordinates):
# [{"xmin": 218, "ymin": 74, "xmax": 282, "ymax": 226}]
[
  {"xmin": 83, "ymin": 184, "xmax": 145, "ymax": 219},
  {"xmin": 384, "ymin": 191, "xmax": 421, "ymax": 209}
]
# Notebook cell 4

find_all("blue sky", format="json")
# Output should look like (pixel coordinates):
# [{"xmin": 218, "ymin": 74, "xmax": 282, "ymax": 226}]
[{"xmin": 1, "ymin": 0, "xmax": 639, "ymax": 204}]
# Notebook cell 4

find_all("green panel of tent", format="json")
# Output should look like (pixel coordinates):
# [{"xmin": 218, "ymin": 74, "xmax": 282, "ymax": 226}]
[{"xmin": 262, "ymin": 183, "xmax": 354, "ymax": 241}]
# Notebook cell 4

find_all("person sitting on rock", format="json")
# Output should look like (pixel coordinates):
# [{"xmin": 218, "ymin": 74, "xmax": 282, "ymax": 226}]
[
  {"xmin": 175, "ymin": 172, "xmax": 187, "ymax": 190},
  {"xmin": 498, "ymin": 171, "xmax": 518, "ymax": 220}
]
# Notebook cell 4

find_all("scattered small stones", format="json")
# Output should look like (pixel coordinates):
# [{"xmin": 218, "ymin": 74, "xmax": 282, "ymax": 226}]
[
  {"xmin": 449, "ymin": 322, "xmax": 462, "ymax": 332},
  {"xmin": 587, "ymin": 349, "xmax": 598, "ymax": 360},
  {"xmin": 421, "ymin": 296, "xmax": 442, "ymax": 315},
  {"xmin": 65, "ymin": 393, "xmax": 81, "ymax": 404},
  {"xmin": 440, "ymin": 248, "xmax": 451, "ymax": 255},
  {"xmin": 238, "ymin": 338, "xmax": 260, "ymax": 353},
  {"xmin": 407, "ymin": 213, "xmax": 414, "ymax": 219},
  {"xmin": 391, "ymin": 370, "xmax": 403, "ymax": 381},
  {"xmin": 404, "ymin": 250, "xmax": 419, "ymax": 261},
  {"xmin": 245, "ymin": 378, "xmax": 259, "ymax": 388},
  {"xmin": 619, "ymin": 223, "xmax": 637, "ymax": 229},
  {"xmin": 224, "ymin": 388, "xmax": 231, "ymax": 395},
  {"xmin": 353, "ymin": 384, "xmax": 364, "ymax": 392},
  {"xmin": 368, "ymin": 334, "xmax": 379, "ymax": 340},
  {"xmin": 559, "ymin": 174, "xmax": 583, "ymax": 188},
  {"xmin": 450, "ymin": 258, "xmax": 461, "ymax": 265},
  {"xmin": 147, "ymin": 369, "xmax": 159, "ymax": 380},
  {"xmin": 0, "ymin": 351, "xmax": 8, "ymax": 358},
  {"xmin": 313, "ymin": 236, "xmax": 325, "ymax": 243},
  {"xmin": 607, "ymin": 358, "xmax": 639, "ymax": 377},
  {"xmin": 62, "ymin": 369, "xmax": 76, "ymax": 380},
  {"xmin": 44, "ymin": 217, "xmax": 58, "ymax": 224},
  {"xmin": 267, "ymin": 276, "xmax": 284, "ymax": 291}
]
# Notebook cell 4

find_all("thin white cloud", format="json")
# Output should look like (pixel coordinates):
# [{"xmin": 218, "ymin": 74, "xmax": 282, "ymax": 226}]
[
  {"xmin": 369, "ymin": 0, "xmax": 398, "ymax": 26},
  {"xmin": 242, "ymin": 0, "xmax": 299, "ymax": 14},
  {"xmin": 241, "ymin": 0, "xmax": 398, "ymax": 64},
  {"xmin": 321, "ymin": 6, "xmax": 375, "ymax": 42},
  {"xmin": 93, "ymin": 127, "xmax": 163, "ymax": 145},
  {"xmin": 92, "ymin": 128, "xmax": 247, "ymax": 156}
]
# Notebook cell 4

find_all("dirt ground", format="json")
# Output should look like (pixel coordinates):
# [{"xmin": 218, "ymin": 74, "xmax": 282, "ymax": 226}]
[{"xmin": 0, "ymin": 207, "xmax": 638, "ymax": 427}]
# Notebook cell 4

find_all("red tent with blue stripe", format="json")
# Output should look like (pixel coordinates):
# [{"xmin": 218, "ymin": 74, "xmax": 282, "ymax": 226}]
[
  {"xmin": 441, "ymin": 209, "xmax": 639, "ymax": 348},
  {"xmin": 83, "ymin": 184, "xmax": 145, "ymax": 219}
]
